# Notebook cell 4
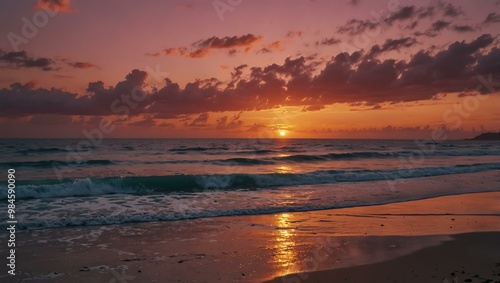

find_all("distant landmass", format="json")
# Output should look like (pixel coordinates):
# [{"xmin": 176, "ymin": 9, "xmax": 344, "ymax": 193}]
[{"xmin": 470, "ymin": 132, "xmax": 500, "ymax": 140}]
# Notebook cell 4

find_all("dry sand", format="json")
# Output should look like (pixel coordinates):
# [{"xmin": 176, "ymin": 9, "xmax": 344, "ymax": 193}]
[{"xmin": 1, "ymin": 192, "xmax": 500, "ymax": 283}]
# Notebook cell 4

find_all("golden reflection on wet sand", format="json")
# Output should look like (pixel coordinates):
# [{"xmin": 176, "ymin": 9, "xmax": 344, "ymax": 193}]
[{"xmin": 272, "ymin": 213, "xmax": 299, "ymax": 277}]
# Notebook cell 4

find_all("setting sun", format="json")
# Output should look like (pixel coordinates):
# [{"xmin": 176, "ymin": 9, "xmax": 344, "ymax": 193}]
[{"xmin": 279, "ymin": 130, "xmax": 286, "ymax": 137}]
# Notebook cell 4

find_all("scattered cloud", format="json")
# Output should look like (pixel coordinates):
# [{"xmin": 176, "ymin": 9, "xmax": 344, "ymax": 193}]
[
  {"xmin": 337, "ymin": 2, "xmax": 466, "ymax": 36},
  {"xmin": 257, "ymin": 41, "xmax": 284, "ymax": 53},
  {"xmin": 0, "ymin": 50, "xmax": 57, "ymax": 71},
  {"xmin": 152, "ymin": 34, "xmax": 263, "ymax": 59},
  {"xmin": 66, "ymin": 61, "xmax": 99, "ymax": 69},
  {"xmin": 484, "ymin": 12, "xmax": 500, "ymax": 24},
  {"xmin": 215, "ymin": 111, "xmax": 243, "ymax": 130},
  {"xmin": 437, "ymin": 1, "xmax": 463, "ymax": 18},
  {"xmin": 452, "ymin": 25, "xmax": 476, "ymax": 33},
  {"xmin": 1, "ymin": 35, "xmax": 498, "ymax": 119},
  {"xmin": 315, "ymin": 37, "xmax": 341, "ymax": 46},
  {"xmin": 367, "ymin": 37, "xmax": 418, "ymax": 57},
  {"xmin": 188, "ymin": 113, "xmax": 209, "ymax": 126},
  {"xmin": 286, "ymin": 31, "xmax": 303, "ymax": 38}
]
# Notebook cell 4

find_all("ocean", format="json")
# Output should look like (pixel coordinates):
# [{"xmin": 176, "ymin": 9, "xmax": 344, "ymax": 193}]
[{"xmin": 1, "ymin": 138, "xmax": 499, "ymax": 230}]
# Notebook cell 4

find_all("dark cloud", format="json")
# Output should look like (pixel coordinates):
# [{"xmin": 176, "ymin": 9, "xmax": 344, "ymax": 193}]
[
  {"xmin": 315, "ymin": 37, "xmax": 341, "ymax": 46},
  {"xmin": 0, "ymin": 50, "xmax": 99, "ymax": 71},
  {"xmin": 338, "ymin": 2, "xmax": 466, "ymax": 36},
  {"xmin": 484, "ymin": 12, "xmax": 500, "ymax": 24},
  {"xmin": 417, "ymin": 6, "xmax": 435, "ymax": 19},
  {"xmin": 337, "ymin": 6, "xmax": 417, "ymax": 35},
  {"xmin": 337, "ymin": 19, "xmax": 379, "ymax": 36},
  {"xmin": 0, "ymin": 69, "xmax": 149, "ymax": 117},
  {"xmin": 195, "ymin": 34, "xmax": 261, "ymax": 49},
  {"xmin": 367, "ymin": 37, "xmax": 417, "ymax": 57},
  {"xmin": 452, "ymin": 25, "xmax": 476, "ymax": 33},
  {"xmin": 431, "ymin": 20, "xmax": 451, "ymax": 31},
  {"xmin": 385, "ymin": 6, "xmax": 416, "ymax": 25},
  {"xmin": 1, "ymin": 35, "xmax": 498, "ymax": 119},
  {"xmin": 348, "ymin": 0, "xmax": 361, "ymax": 6},
  {"xmin": 415, "ymin": 20, "xmax": 452, "ymax": 37},
  {"xmin": 0, "ymin": 50, "xmax": 57, "ymax": 71},
  {"xmin": 436, "ymin": 1, "xmax": 463, "ymax": 18},
  {"xmin": 67, "ymin": 62, "xmax": 99, "ymax": 69},
  {"xmin": 188, "ymin": 113, "xmax": 209, "ymax": 127},
  {"xmin": 152, "ymin": 34, "xmax": 262, "ymax": 58}
]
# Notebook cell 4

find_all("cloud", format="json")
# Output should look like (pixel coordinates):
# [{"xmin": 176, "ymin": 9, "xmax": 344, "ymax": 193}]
[
  {"xmin": 54, "ymin": 74, "xmax": 73, "ymax": 79},
  {"xmin": 66, "ymin": 61, "xmax": 99, "ymax": 69},
  {"xmin": 257, "ymin": 41, "xmax": 284, "ymax": 54},
  {"xmin": 286, "ymin": 31, "xmax": 303, "ymax": 38},
  {"xmin": 436, "ymin": 1, "xmax": 463, "ymax": 18},
  {"xmin": 431, "ymin": 20, "xmax": 451, "ymax": 31},
  {"xmin": 484, "ymin": 12, "xmax": 500, "ymax": 24},
  {"xmin": 452, "ymin": 25, "xmax": 476, "ymax": 33},
  {"xmin": 385, "ymin": 6, "xmax": 416, "ymax": 25},
  {"xmin": 337, "ymin": 19, "xmax": 379, "ymax": 36},
  {"xmin": 0, "ymin": 50, "xmax": 57, "ymax": 71},
  {"xmin": 367, "ymin": 37, "xmax": 417, "ymax": 57},
  {"xmin": 315, "ymin": 37, "xmax": 341, "ymax": 46},
  {"xmin": 188, "ymin": 113, "xmax": 209, "ymax": 126},
  {"xmin": 0, "ymin": 69, "xmax": 149, "ymax": 117},
  {"xmin": 152, "ymin": 34, "xmax": 263, "ymax": 59},
  {"xmin": 195, "ymin": 34, "xmax": 261, "ymax": 49},
  {"xmin": 416, "ymin": 19, "xmax": 476, "ymax": 37},
  {"xmin": 0, "ymin": 50, "xmax": 100, "ymax": 71},
  {"xmin": 1, "ymin": 35, "xmax": 498, "ymax": 119},
  {"xmin": 336, "ymin": 6, "xmax": 418, "ymax": 36},
  {"xmin": 337, "ymin": 2, "xmax": 466, "ymax": 36},
  {"xmin": 34, "ymin": 0, "xmax": 75, "ymax": 13},
  {"xmin": 215, "ymin": 112, "xmax": 243, "ymax": 130}
]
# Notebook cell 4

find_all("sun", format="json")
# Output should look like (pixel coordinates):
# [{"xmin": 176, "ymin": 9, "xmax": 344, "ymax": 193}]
[{"xmin": 279, "ymin": 130, "xmax": 286, "ymax": 137}]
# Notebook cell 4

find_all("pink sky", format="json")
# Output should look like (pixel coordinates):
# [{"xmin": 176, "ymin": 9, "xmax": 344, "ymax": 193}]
[{"xmin": 0, "ymin": 0, "xmax": 499, "ymax": 138}]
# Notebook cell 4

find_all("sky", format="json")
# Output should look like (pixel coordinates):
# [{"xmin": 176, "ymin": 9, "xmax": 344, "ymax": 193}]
[{"xmin": 0, "ymin": 0, "xmax": 499, "ymax": 139}]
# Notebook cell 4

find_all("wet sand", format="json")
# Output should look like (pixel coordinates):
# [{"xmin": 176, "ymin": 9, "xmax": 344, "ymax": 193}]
[{"xmin": 1, "ymin": 192, "xmax": 500, "ymax": 282}]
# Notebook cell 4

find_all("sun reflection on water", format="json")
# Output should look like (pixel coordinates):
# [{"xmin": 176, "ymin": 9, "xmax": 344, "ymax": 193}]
[
  {"xmin": 273, "ymin": 213, "xmax": 298, "ymax": 276},
  {"xmin": 276, "ymin": 165, "xmax": 293, "ymax": 174}
]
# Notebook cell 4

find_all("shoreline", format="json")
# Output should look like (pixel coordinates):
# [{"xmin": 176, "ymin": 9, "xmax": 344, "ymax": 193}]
[
  {"xmin": 1, "ymin": 191, "xmax": 500, "ymax": 282},
  {"xmin": 265, "ymin": 232, "xmax": 500, "ymax": 283}
]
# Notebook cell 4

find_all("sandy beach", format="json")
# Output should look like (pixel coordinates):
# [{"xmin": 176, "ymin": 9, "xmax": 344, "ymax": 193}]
[{"xmin": 1, "ymin": 191, "xmax": 500, "ymax": 283}]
